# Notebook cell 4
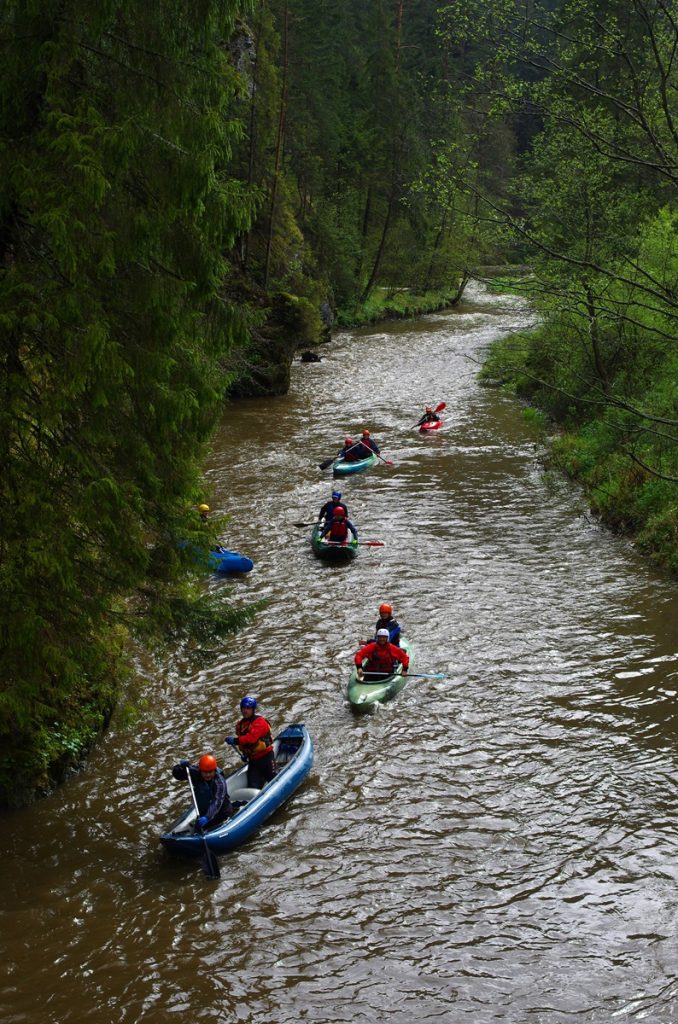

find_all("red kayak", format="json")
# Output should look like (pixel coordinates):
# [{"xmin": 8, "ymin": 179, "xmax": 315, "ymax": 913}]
[{"xmin": 419, "ymin": 419, "xmax": 444, "ymax": 432}]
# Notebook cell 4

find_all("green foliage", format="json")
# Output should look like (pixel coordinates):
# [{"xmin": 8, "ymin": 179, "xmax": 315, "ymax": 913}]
[
  {"xmin": 0, "ymin": 0, "xmax": 260, "ymax": 803},
  {"xmin": 272, "ymin": 292, "xmax": 323, "ymax": 346},
  {"xmin": 335, "ymin": 286, "xmax": 462, "ymax": 328},
  {"xmin": 444, "ymin": 0, "xmax": 678, "ymax": 572}
]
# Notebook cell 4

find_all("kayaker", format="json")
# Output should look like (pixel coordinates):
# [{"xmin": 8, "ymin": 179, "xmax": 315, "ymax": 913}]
[
  {"xmin": 320, "ymin": 506, "xmax": 358, "ymax": 544},
  {"xmin": 225, "ymin": 696, "xmax": 276, "ymax": 789},
  {"xmin": 354, "ymin": 428, "xmax": 380, "ymax": 459},
  {"xmin": 374, "ymin": 602, "xmax": 401, "ymax": 646},
  {"xmin": 318, "ymin": 490, "xmax": 348, "ymax": 527},
  {"xmin": 416, "ymin": 405, "xmax": 441, "ymax": 426},
  {"xmin": 171, "ymin": 754, "xmax": 232, "ymax": 830},
  {"xmin": 354, "ymin": 629, "xmax": 409, "ymax": 681}
]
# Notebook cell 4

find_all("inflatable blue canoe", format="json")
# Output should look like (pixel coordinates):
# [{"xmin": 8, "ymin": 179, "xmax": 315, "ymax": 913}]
[
  {"xmin": 207, "ymin": 548, "xmax": 254, "ymax": 574},
  {"xmin": 160, "ymin": 724, "xmax": 313, "ymax": 857}
]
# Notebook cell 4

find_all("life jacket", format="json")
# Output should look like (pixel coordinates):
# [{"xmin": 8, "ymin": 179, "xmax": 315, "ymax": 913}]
[
  {"xmin": 342, "ymin": 445, "xmax": 360, "ymax": 462},
  {"xmin": 365, "ymin": 642, "xmax": 404, "ymax": 675},
  {"xmin": 236, "ymin": 715, "xmax": 273, "ymax": 760},
  {"xmin": 326, "ymin": 519, "xmax": 349, "ymax": 542}
]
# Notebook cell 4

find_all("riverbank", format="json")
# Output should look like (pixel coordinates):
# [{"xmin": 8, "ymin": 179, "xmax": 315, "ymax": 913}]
[
  {"xmin": 481, "ymin": 325, "xmax": 678, "ymax": 577},
  {"xmin": 335, "ymin": 283, "xmax": 465, "ymax": 328}
]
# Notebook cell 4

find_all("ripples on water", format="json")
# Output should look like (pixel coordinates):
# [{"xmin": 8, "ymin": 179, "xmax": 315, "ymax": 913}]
[{"xmin": 1, "ymin": 284, "xmax": 676, "ymax": 1023}]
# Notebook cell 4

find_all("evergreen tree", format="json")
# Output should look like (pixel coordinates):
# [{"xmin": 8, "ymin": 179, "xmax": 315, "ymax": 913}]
[{"xmin": 0, "ymin": 0, "xmax": 257, "ymax": 802}]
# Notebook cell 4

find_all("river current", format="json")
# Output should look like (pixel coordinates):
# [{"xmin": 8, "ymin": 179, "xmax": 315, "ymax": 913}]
[{"xmin": 1, "ymin": 283, "xmax": 676, "ymax": 1024}]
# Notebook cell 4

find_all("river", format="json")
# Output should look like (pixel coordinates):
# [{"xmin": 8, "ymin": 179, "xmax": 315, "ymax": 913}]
[{"xmin": 1, "ymin": 283, "xmax": 676, "ymax": 1024}]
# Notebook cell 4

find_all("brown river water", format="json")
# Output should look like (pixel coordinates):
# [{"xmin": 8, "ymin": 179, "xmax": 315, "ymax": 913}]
[{"xmin": 1, "ymin": 283, "xmax": 676, "ymax": 1024}]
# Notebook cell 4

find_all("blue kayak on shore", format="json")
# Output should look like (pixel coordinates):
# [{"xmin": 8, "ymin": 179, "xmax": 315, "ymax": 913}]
[
  {"xmin": 160, "ymin": 724, "xmax": 313, "ymax": 857},
  {"xmin": 207, "ymin": 548, "xmax": 254, "ymax": 574},
  {"xmin": 178, "ymin": 539, "xmax": 253, "ymax": 574}
]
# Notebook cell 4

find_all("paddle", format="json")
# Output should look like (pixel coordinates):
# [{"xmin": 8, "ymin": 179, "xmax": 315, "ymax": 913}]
[
  {"xmin": 322, "ymin": 539, "xmax": 384, "ymax": 547},
  {"xmin": 357, "ymin": 671, "xmax": 447, "ymax": 679},
  {"xmin": 318, "ymin": 441, "xmax": 363, "ymax": 471},
  {"xmin": 184, "ymin": 765, "xmax": 220, "ymax": 881},
  {"xmin": 375, "ymin": 451, "xmax": 394, "ymax": 466},
  {"xmin": 406, "ymin": 672, "xmax": 449, "ymax": 679},
  {"xmin": 293, "ymin": 521, "xmax": 319, "ymax": 528},
  {"xmin": 412, "ymin": 401, "xmax": 446, "ymax": 428}
]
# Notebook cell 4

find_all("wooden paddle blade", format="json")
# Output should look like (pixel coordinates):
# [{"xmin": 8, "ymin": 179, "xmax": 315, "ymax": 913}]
[
  {"xmin": 318, "ymin": 456, "xmax": 335, "ymax": 470},
  {"xmin": 293, "ymin": 521, "xmax": 316, "ymax": 528}
]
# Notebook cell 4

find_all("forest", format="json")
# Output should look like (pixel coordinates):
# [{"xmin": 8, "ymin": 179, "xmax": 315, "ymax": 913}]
[{"xmin": 0, "ymin": 0, "xmax": 675, "ymax": 804}]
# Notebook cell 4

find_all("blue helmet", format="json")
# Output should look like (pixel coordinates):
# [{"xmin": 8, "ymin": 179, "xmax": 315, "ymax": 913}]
[
  {"xmin": 240, "ymin": 695, "xmax": 257, "ymax": 710},
  {"xmin": 332, "ymin": 491, "xmax": 341, "ymax": 500}
]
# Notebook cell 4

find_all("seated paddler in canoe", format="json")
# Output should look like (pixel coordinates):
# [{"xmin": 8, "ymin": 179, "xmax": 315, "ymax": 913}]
[
  {"xmin": 353, "ymin": 428, "xmax": 380, "ymax": 458},
  {"xmin": 354, "ymin": 628, "xmax": 410, "ymax": 681},
  {"xmin": 337, "ymin": 436, "xmax": 363, "ymax": 462},
  {"xmin": 359, "ymin": 601, "xmax": 402, "ymax": 645},
  {"xmin": 320, "ymin": 506, "xmax": 359, "ymax": 546},
  {"xmin": 317, "ymin": 489, "xmax": 348, "ymax": 528},
  {"xmin": 171, "ymin": 753, "xmax": 233, "ymax": 832}
]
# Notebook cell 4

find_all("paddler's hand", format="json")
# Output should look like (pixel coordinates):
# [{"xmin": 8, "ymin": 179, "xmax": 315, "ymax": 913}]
[{"xmin": 356, "ymin": 668, "xmax": 364, "ymax": 681}]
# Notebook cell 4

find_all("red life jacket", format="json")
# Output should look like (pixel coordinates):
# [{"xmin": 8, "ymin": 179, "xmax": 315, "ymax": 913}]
[
  {"xmin": 326, "ymin": 520, "xmax": 349, "ymax": 542},
  {"xmin": 363, "ymin": 642, "xmax": 407, "ymax": 675},
  {"xmin": 236, "ymin": 715, "xmax": 273, "ymax": 760}
]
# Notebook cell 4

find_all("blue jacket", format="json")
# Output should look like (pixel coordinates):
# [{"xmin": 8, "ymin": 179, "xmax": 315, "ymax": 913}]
[
  {"xmin": 375, "ymin": 616, "xmax": 401, "ymax": 646},
  {"xmin": 319, "ymin": 499, "xmax": 348, "ymax": 524},
  {"xmin": 172, "ymin": 763, "xmax": 231, "ymax": 821},
  {"xmin": 355, "ymin": 437, "xmax": 380, "ymax": 457}
]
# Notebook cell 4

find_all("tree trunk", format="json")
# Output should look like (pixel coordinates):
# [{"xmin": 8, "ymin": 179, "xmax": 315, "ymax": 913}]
[{"xmin": 264, "ymin": 0, "xmax": 288, "ymax": 290}]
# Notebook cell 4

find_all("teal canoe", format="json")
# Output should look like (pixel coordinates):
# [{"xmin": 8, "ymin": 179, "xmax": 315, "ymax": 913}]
[
  {"xmin": 332, "ymin": 451, "xmax": 378, "ymax": 477},
  {"xmin": 347, "ymin": 639, "xmax": 413, "ymax": 709},
  {"xmin": 311, "ymin": 525, "xmax": 358, "ymax": 561}
]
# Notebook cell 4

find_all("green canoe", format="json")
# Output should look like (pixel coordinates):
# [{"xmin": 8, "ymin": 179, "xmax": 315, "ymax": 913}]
[
  {"xmin": 347, "ymin": 638, "xmax": 413, "ymax": 709},
  {"xmin": 311, "ymin": 525, "xmax": 358, "ymax": 561},
  {"xmin": 332, "ymin": 451, "xmax": 378, "ymax": 477}
]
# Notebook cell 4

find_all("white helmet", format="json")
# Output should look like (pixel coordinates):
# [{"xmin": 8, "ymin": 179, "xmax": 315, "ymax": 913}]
[{"xmin": 376, "ymin": 628, "xmax": 390, "ymax": 639}]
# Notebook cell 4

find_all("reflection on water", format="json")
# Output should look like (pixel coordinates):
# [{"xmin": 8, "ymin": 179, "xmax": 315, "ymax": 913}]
[{"xmin": 1, "ymin": 283, "xmax": 676, "ymax": 1024}]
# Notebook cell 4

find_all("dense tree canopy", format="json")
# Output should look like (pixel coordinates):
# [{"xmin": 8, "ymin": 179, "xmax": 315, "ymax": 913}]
[{"xmin": 0, "ymin": 0, "xmax": 675, "ymax": 801}]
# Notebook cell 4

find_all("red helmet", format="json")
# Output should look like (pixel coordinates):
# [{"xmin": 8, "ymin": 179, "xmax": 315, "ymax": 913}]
[
  {"xmin": 345, "ymin": 436, "xmax": 353, "ymax": 445},
  {"xmin": 379, "ymin": 603, "xmax": 393, "ymax": 616},
  {"xmin": 333, "ymin": 507, "xmax": 346, "ymax": 517},
  {"xmin": 198, "ymin": 754, "xmax": 217, "ymax": 772},
  {"xmin": 362, "ymin": 429, "xmax": 370, "ymax": 437}
]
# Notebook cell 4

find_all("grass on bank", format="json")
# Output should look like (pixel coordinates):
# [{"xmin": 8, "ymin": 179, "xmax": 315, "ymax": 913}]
[{"xmin": 336, "ymin": 285, "xmax": 462, "ymax": 327}]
